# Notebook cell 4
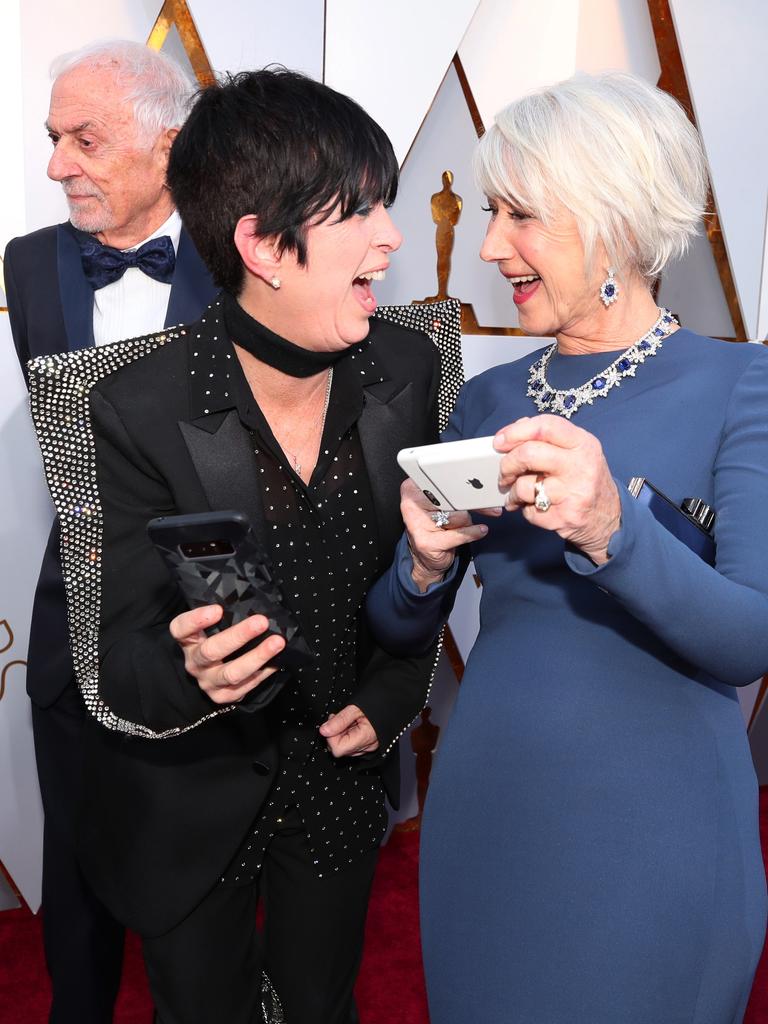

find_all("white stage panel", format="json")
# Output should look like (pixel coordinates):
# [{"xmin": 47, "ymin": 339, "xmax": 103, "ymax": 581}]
[
  {"xmin": 324, "ymin": 0, "xmax": 479, "ymax": 166},
  {"xmin": 0, "ymin": 0, "xmax": 26, "ymax": 249},
  {"xmin": 757, "ymin": 202, "xmax": 768, "ymax": 342},
  {"xmin": 0, "ymin": 318, "xmax": 50, "ymax": 911},
  {"xmin": 458, "ymin": 0, "xmax": 579, "ymax": 128},
  {"xmin": 657, "ymin": 227, "xmax": 736, "ymax": 338},
  {"xmin": 375, "ymin": 62, "xmax": 518, "ymax": 326},
  {"xmin": 189, "ymin": 0, "xmax": 324, "ymax": 79},
  {"xmin": 576, "ymin": 0, "xmax": 660, "ymax": 82},
  {"xmin": 670, "ymin": 0, "xmax": 768, "ymax": 340}
]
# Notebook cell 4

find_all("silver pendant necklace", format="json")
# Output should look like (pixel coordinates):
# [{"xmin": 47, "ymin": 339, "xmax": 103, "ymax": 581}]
[
  {"xmin": 526, "ymin": 308, "xmax": 676, "ymax": 420},
  {"xmin": 281, "ymin": 367, "xmax": 334, "ymax": 476}
]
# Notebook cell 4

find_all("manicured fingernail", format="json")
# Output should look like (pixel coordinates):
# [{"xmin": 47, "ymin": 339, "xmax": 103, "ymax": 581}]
[
  {"xmin": 494, "ymin": 432, "xmax": 505, "ymax": 447},
  {"xmin": 478, "ymin": 525, "xmax": 488, "ymax": 535}
]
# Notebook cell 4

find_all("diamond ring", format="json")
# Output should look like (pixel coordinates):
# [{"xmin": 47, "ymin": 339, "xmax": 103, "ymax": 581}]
[
  {"xmin": 431, "ymin": 510, "xmax": 451, "ymax": 529},
  {"xmin": 533, "ymin": 479, "xmax": 551, "ymax": 513}
]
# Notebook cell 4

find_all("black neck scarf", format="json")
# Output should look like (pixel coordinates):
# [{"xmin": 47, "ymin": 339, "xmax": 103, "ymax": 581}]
[{"xmin": 222, "ymin": 291, "xmax": 365, "ymax": 378}]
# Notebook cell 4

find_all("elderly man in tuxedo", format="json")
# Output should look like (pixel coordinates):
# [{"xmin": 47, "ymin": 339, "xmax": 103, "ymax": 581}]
[{"xmin": 3, "ymin": 40, "xmax": 216, "ymax": 1023}]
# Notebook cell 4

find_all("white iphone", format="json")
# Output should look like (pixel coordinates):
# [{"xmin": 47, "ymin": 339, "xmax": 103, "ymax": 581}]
[{"xmin": 397, "ymin": 436, "xmax": 509, "ymax": 512}]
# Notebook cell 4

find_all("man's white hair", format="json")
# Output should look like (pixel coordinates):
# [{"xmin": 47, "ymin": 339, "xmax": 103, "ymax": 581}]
[
  {"xmin": 51, "ymin": 39, "xmax": 195, "ymax": 140},
  {"xmin": 474, "ymin": 72, "xmax": 708, "ymax": 280}
]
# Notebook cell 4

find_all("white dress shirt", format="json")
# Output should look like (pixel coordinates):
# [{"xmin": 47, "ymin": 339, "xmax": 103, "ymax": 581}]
[{"xmin": 93, "ymin": 210, "xmax": 182, "ymax": 347}]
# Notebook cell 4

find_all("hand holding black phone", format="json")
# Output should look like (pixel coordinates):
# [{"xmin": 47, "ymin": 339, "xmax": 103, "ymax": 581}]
[{"xmin": 147, "ymin": 510, "xmax": 314, "ymax": 673}]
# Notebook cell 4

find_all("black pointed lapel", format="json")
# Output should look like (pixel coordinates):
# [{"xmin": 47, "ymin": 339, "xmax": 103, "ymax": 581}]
[
  {"xmin": 176, "ymin": 301, "xmax": 267, "ymax": 537},
  {"xmin": 165, "ymin": 228, "xmax": 218, "ymax": 328},
  {"xmin": 57, "ymin": 223, "xmax": 94, "ymax": 352},
  {"xmin": 358, "ymin": 380, "xmax": 413, "ymax": 557},
  {"xmin": 179, "ymin": 411, "xmax": 267, "ymax": 550}
]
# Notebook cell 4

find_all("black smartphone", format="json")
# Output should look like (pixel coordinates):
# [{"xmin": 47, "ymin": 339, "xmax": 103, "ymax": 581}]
[
  {"xmin": 147, "ymin": 510, "xmax": 315, "ymax": 672},
  {"xmin": 627, "ymin": 478, "xmax": 715, "ymax": 565}
]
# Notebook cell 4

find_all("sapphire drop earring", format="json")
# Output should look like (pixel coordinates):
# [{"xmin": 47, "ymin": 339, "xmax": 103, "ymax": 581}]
[{"xmin": 599, "ymin": 268, "xmax": 619, "ymax": 307}]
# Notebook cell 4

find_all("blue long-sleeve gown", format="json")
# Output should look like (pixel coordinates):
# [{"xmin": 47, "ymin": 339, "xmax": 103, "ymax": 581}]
[{"xmin": 367, "ymin": 329, "xmax": 768, "ymax": 1024}]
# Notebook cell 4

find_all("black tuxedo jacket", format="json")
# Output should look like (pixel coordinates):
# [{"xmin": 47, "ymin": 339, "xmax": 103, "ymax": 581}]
[
  {"xmin": 3, "ymin": 221, "xmax": 217, "ymax": 706},
  {"xmin": 33, "ymin": 302, "xmax": 440, "ymax": 936}
]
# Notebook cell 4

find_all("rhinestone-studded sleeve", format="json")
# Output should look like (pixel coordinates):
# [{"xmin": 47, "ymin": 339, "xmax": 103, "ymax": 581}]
[
  {"xmin": 374, "ymin": 298, "xmax": 462, "ymax": 433},
  {"xmin": 27, "ymin": 331, "xmax": 235, "ymax": 739},
  {"xmin": 25, "ymin": 301, "xmax": 463, "ymax": 743}
]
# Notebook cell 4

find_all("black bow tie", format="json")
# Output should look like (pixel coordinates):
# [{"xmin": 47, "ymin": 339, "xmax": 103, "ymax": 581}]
[{"xmin": 79, "ymin": 235, "xmax": 176, "ymax": 290}]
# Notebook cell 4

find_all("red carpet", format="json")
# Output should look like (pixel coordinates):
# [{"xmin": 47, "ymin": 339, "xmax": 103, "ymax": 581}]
[
  {"xmin": 745, "ymin": 790, "xmax": 768, "ymax": 1024},
  {"xmin": 3, "ymin": 805, "xmax": 768, "ymax": 1023},
  {"xmin": 0, "ymin": 828, "xmax": 427, "ymax": 1024}
]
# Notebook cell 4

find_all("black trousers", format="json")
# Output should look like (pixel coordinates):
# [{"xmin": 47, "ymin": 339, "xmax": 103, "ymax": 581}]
[
  {"xmin": 143, "ymin": 807, "xmax": 378, "ymax": 1024},
  {"xmin": 32, "ymin": 682, "xmax": 125, "ymax": 1024}
]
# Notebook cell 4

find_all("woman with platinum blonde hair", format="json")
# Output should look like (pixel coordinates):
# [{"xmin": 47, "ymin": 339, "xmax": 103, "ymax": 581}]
[{"xmin": 368, "ymin": 72, "xmax": 768, "ymax": 1023}]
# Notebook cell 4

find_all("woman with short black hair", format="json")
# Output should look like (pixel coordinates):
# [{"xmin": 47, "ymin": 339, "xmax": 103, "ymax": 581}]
[{"xmin": 33, "ymin": 68, "xmax": 440, "ymax": 1024}]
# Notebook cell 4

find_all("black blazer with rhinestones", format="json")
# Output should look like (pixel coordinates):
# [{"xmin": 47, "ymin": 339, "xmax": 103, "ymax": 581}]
[
  {"xmin": 28, "ymin": 300, "xmax": 441, "ymax": 935},
  {"xmin": 3, "ymin": 221, "xmax": 216, "ymax": 707}
]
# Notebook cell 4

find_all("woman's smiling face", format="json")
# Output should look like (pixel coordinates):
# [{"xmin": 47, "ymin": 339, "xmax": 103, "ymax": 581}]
[
  {"xmin": 479, "ymin": 197, "xmax": 607, "ymax": 338},
  {"xmin": 265, "ymin": 201, "xmax": 402, "ymax": 352}
]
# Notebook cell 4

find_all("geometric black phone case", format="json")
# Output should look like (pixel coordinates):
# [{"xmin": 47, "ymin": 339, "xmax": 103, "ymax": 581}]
[{"xmin": 147, "ymin": 510, "xmax": 315, "ymax": 674}]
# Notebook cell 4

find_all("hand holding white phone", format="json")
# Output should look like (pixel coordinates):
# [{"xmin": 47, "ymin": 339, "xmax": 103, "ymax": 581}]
[{"xmin": 397, "ymin": 436, "xmax": 509, "ymax": 512}]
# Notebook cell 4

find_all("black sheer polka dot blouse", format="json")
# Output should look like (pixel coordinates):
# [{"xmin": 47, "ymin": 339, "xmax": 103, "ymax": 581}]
[{"xmin": 199, "ymin": 296, "xmax": 390, "ymax": 884}]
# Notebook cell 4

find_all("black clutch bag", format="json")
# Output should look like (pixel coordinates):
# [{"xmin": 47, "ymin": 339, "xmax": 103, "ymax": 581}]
[
  {"xmin": 627, "ymin": 478, "xmax": 716, "ymax": 565},
  {"xmin": 147, "ymin": 510, "xmax": 315, "ymax": 675}
]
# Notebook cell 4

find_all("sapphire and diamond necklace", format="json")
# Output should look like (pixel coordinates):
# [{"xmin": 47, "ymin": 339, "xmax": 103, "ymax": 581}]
[{"xmin": 526, "ymin": 308, "xmax": 676, "ymax": 420}]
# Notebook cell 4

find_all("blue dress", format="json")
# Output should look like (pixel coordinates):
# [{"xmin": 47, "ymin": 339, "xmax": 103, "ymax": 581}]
[{"xmin": 367, "ymin": 329, "xmax": 768, "ymax": 1024}]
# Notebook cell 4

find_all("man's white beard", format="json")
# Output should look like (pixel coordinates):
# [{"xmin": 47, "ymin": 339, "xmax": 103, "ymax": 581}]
[{"xmin": 67, "ymin": 200, "xmax": 115, "ymax": 235}]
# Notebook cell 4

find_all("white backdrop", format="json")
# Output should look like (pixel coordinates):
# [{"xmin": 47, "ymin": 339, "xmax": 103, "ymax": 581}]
[
  {"xmin": 0, "ymin": 318, "xmax": 50, "ymax": 911},
  {"xmin": 2, "ymin": 0, "xmax": 767, "ymax": 906}
]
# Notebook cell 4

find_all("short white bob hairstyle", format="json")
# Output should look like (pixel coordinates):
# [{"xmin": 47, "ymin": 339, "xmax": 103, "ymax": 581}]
[
  {"xmin": 474, "ymin": 72, "xmax": 709, "ymax": 281},
  {"xmin": 50, "ymin": 39, "xmax": 195, "ymax": 142}
]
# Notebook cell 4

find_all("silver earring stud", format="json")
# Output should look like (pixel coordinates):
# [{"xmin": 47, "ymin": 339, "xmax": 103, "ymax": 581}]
[
  {"xmin": 270, "ymin": 277, "xmax": 281, "ymax": 290},
  {"xmin": 599, "ymin": 268, "xmax": 618, "ymax": 307}
]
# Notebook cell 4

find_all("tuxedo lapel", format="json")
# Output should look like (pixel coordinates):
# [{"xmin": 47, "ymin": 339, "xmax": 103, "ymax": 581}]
[
  {"xmin": 178, "ymin": 411, "xmax": 267, "ymax": 550},
  {"xmin": 165, "ymin": 228, "xmax": 217, "ymax": 328},
  {"xmin": 358, "ymin": 380, "xmax": 413, "ymax": 558},
  {"xmin": 176, "ymin": 307, "xmax": 269, "ymax": 547},
  {"xmin": 57, "ymin": 223, "xmax": 94, "ymax": 352}
]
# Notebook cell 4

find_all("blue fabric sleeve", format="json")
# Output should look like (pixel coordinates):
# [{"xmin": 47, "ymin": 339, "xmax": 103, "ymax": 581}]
[
  {"xmin": 366, "ymin": 533, "xmax": 464, "ymax": 655},
  {"xmin": 366, "ymin": 380, "xmax": 472, "ymax": 655},
  {"xmin": 565, "ymin": 353, "xmax": 768, "ymax": 686}
]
